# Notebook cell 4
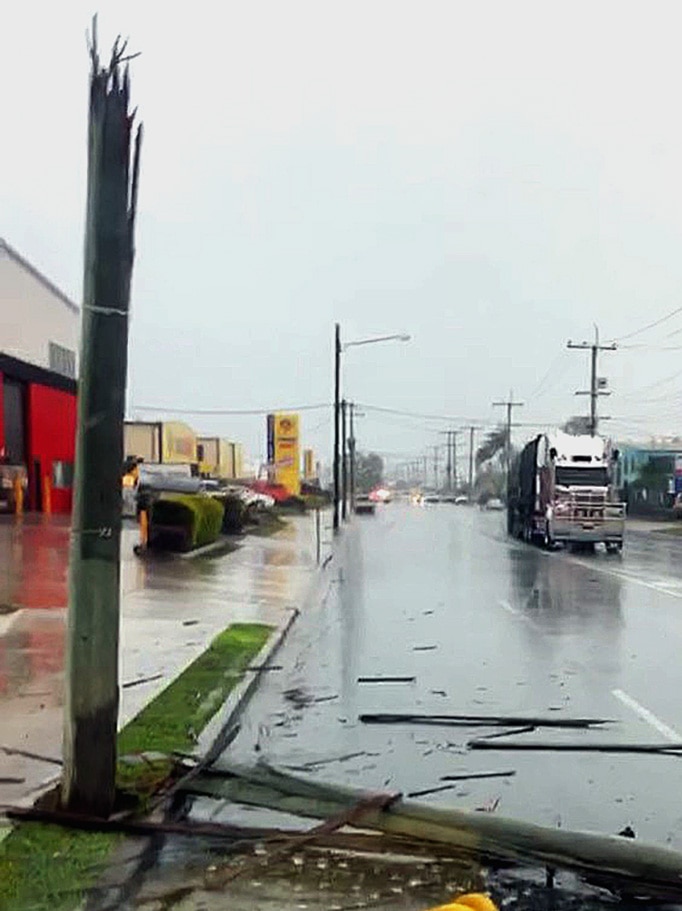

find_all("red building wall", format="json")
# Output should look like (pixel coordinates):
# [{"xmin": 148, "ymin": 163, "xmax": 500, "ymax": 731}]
[{"xmin": 26, "ymin": 383, "xmax": 77, "ymax": 513}]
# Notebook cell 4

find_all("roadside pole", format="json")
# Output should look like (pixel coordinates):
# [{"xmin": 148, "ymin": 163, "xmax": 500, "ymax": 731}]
[
  {"xmin": 568, "ymin": 326, "xmax": 616, "ymax": 437},
  {"xmin": 492, "ymin": 394, "xmax": 523, "ymax": 500},
  {"xmin": 466, "ymin": 425, "xmax": 476, "ymax": 492},
  {"xmin": 349, "ymin": 402, "xmax": 356, "ymax": 514},
  {"xmin": 341, "ymin": 399, "xmax": 348, "ymax": 521},
  {"xmin": 333, "ymin": 324, "xmax": 341, "ymax": 531},
  {"xmin": 62, "ymin": 26, "xmax": 142, "ymax": 815},
  {"xmin": 315, "ymin": 508, "xmax": 321, "ymax": 565}
]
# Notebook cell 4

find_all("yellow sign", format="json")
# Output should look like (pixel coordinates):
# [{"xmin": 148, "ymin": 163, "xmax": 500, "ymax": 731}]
[{"xmin": 270, "ymin": 413, "xmax": 300, "ymax": 496}]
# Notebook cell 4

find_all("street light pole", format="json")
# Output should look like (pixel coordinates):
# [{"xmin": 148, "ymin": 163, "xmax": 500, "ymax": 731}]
[
  {"xmin": 341, "ymin": 399, "xmax": 348, "ymax": 521},
  {"xmin": 332, "ymin": 326, "xmax": 410, "ymax": 527},
  {"xmin": 333, "ymin": 323, "xmax": 341, "ymax": 532}
]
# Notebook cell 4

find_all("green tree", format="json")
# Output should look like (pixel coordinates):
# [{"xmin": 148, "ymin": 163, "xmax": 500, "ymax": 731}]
[
  {"xmin": 355, "ymin": 452, "xmax": 384, "ymax": 492},
  {"xmin": 632, "ymin": 455, "xmax": 673, "ymax": 497},
  {"xmin": 562, "ymin": 415, "xmax": 592, "ymax": 435}
]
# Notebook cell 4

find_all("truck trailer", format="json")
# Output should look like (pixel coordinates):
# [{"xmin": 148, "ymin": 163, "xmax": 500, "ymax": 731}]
[{"xmin": 507, "ymin": 430, "xmax": 625, "ymax": 551}]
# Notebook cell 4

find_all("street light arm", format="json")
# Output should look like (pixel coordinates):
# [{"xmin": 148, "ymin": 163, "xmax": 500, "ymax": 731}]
[{"xmin": 343, "ymin": 333, "xmax": 411, "ymax": 351}]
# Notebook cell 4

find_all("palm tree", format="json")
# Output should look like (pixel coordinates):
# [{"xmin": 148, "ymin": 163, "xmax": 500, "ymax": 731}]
[{"xmin": 475, "ymin": 426, "xmax": 508, "ymax": 467}]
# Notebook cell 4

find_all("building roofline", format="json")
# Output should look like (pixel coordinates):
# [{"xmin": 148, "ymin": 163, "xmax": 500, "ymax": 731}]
[
  {"xmin": 0, "ymin": 238, "xmax": 79, "ymax": 314},
  {"xmin": 0, "ymin": 351, "xmax": 77, "ymax": 395}
]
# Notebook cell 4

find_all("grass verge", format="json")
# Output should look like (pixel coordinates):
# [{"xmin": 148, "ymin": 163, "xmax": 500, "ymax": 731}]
[{"xmin": 0, "ymin": 622, "xmax": 272, "ymax": 911}]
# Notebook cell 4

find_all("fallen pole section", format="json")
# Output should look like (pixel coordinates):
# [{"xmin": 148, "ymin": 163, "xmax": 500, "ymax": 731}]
[
  {"xmin": 469, "ymin": 740, "xmax": 682, "ymax": 755},
  {"xmin": 359, "ymin": 713, "xmax": 613, "ymax": 728},
  {"xmin": 183, "ymin": 759, "xmax": 682, "ymax": 897}
]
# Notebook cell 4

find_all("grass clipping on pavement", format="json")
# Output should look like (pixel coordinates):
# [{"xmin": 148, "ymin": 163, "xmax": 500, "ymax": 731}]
[{"xmin": 0, "ymin": 622, "xmax": 272, "ymax": 911}]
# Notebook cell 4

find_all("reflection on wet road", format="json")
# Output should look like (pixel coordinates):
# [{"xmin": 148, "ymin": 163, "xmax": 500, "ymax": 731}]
[
  {"xmin": 0, "ymin": 514, "xmax": 322, "ymax": 805},
  {"xmin": 231, "ymin": 503, "xmax": 682, "ymax": 850}
]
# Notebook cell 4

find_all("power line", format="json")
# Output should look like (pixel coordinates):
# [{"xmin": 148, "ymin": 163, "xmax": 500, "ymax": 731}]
[
  {"xmin": 359, "ymin": 403, "xmax": 503, "ymax": 423},
  {"xmin": 525, "ymin": 349, "xmax": 570, "ymax": 402},
  {"xmin": 129, "ymin": 402, "xmax": 331, "ymax": 415},
  {"xmin": 608, "ymin": 305, "xmax": 682, "ymax": 343}
]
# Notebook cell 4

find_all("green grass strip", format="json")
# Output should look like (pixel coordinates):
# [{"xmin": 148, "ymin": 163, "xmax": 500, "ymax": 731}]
[{"xmin": 0, "ymin": 622, "xmax": 273, "ymax": 911}]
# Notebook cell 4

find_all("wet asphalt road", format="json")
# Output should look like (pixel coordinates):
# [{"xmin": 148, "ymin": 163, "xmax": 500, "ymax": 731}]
[{"xmin": 224, "ymin": 502, "xmax": 682, "ymax": 853}]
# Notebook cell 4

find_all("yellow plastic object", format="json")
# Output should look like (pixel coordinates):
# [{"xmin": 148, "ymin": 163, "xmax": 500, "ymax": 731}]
[
  {"xmin": 42, "ymin": 474, "xmax": 52, "ymax": 515},
  {"xmin": 426, "ymin": 895, "xmax": 498, "ymax": 911},
  {"xmin": 454, "ymin": 896, "xmax": 498, "ymax": 911},
  {"xmin": 139, "ymin": 508, "xmax": 149, "ymax": 548},
  {"xmin": 13, "ymin": 476, "xmax": 23, "ymax": 516},
  {"xmin": 426, "ymin": 905, "xmax": 474, "ymax": 911}
]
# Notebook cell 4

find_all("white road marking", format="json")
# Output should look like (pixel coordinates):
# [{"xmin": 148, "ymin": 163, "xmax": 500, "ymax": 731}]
[
  {"xmin": 498, "ymin": 599, "xmax": 541, "ymax": 631},
  {"xmin": 612, "ymin": 688, "xmax": 682, "ymax": 742},
  {"xmin": 565, "ymin": 556, "xmax": 682, "ymax": 598}
]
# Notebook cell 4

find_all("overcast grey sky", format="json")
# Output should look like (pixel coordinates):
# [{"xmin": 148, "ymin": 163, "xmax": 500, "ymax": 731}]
[{"xmin": 4, "ymin": 0, "xmax": 682, "ymax": 471}]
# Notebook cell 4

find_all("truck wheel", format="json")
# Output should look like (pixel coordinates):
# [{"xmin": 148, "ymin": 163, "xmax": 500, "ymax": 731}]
[{"xmin": 606, "ymin": 542, "xmax": 623, "ymax": 555}]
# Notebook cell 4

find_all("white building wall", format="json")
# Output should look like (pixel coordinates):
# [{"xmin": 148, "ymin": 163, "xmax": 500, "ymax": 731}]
[{"xmin": 0, "ymin": 241, "xmax": 79, "ymax": 376}]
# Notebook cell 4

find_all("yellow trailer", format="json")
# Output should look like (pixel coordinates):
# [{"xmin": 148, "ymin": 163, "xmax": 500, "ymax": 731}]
[
  {"xmin": 197, "ymin": 437, "xmax": 245, "ymax": 480},
  {"xmin": 124, "ymin": 420, "xmax": 197, "ymax": 466}
]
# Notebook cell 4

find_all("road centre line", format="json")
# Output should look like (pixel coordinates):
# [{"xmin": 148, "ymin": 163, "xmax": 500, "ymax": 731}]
[{"xmin": 612, "ymin": 688, "xmax": 682, "ymax": 742}]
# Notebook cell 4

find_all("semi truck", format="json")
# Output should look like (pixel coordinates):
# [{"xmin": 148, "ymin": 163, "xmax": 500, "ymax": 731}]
[{"xmin": 507, "ymin": 430, "xmax": 625, "ymax": 551}]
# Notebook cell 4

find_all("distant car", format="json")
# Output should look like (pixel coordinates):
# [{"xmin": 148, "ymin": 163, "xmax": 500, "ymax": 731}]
[
  {"xmin": 454, "ymin": 495, "xmax": 469, "ymax": 505},
  {"xmin": 355, "ymin": 494, "xmax": 376, "ymax": 515},
  {"xmin": 423, "ymin": 495, "xmax": 441, "ymax": 504},
  {"xmin": 485, "ymin": 497, "xmax": 505, "ymax": 511}
]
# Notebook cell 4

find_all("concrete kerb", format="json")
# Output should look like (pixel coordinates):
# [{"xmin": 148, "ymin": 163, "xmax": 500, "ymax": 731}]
[
  {"xmin": 178, "ymin": 535, "xmax": 242, "ymax": 559},
  {"xmin": 198, "ymin": 538, "xmax": 337, "ymax": 755},
  {"xmin": 196, "ymin": 607, "xmax": 300, "ymax": 757},
  {"xmin": 86, "ymin": 535, "xmax": 338, "ymax": 910}
]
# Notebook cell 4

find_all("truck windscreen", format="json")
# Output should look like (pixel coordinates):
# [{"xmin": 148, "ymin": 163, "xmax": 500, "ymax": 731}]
[{"xmin": 555, "ymin": 466, "xmax": 607, "ymax": 486}]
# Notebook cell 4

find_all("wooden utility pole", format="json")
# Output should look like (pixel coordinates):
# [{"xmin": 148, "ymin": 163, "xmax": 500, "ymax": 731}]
[
  {"xmin": 432, "ymin": 445, "xmax": 440, "ymax": 490},
  {"xmin": 62, "ymin": 24, "xmax": 142, "ymax": 815},
  {"xmin": 492, "ymin": 394, "xmax": 523, "ymax": 498},
  {"xmin": 464, "ymin": 425, "xmax": 477, "ymax": 492},
  {"xmin": 567, "ymin": 326, "xmax": 616, "ymax": 436},
  {"xmin": 333, "ymin": 324, "xmax": 341, "ymax": 531},
  {"xmin": 440, "ymin": 430, "xmax": 459, "ymax": 491}
]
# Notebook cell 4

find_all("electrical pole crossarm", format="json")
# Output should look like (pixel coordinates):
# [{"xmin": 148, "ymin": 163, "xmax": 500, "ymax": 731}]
[{"xmin": 566, "ymin": 327, "xmax": 617, "ymax": 436}]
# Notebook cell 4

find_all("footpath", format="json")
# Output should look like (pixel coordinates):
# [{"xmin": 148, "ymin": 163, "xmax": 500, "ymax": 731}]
[{"xmin": 0, "ymin": 512, "xmax": 330, "ymax": 809}]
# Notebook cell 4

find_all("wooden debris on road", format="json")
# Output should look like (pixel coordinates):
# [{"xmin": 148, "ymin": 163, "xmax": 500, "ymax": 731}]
[
  {"xmin": 469, "ymin": 739, "xmax": 682, "ymax": 755},
  {"xmin": 440, "ymin": 771, "xmax": 516, "ymax": 782},
  {"xmin": 180, "ymin": 759, "xmax": 682, "ymax": 899},
  {"xmin": 360, "ymin": 713, "xmax": 613, "ymax": 728},
  {"xmin": 357, "ymin": 676, "xmax": 416, "ymax": 684},
  {"xmin": 121, "ymin": 673, "xmax": 164, "ymax": 689}
]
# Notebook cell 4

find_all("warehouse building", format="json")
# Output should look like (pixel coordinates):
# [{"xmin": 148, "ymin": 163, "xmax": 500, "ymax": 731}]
[{"xmin": 0, "ymin": 239, "xmax": 79, "ymax": 512}]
